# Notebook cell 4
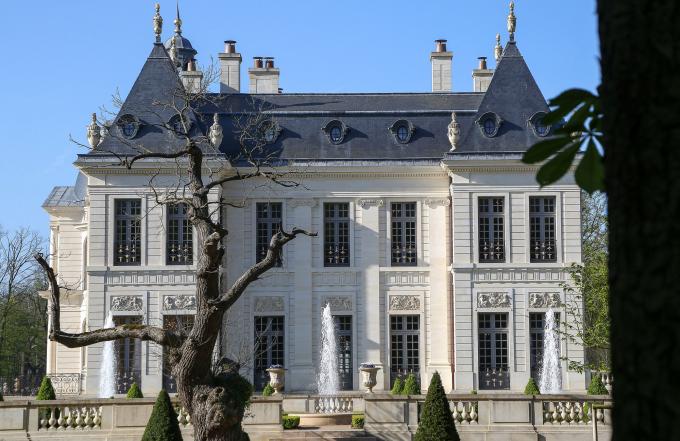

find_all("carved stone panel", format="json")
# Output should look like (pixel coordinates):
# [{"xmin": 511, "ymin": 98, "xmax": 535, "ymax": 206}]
[
  {"xmin": 529, "ymin": 292, "xmax": 562, "ymax": 308},
  {"xmin": 254, "ymin": 296, "xmax": 285, "ymax": 313},
  {"xmin": 477, "ymin": 292, "xmax": 511, "ymax": 308},
  {"xmin": 288, "ymin": 198, "xmax": 317, "ymax": 208},
  {"xmin": 389, "ymin": 295, "xmax": 421, "ymax": 311},
  {"xmin": 424, "ymin": 198, "xmax": 451, "ymax": 208},
  {"xmin": 163, "ymin": 295, "xmax": 197, "ymax": 311},
  {"xmin": 110, "ymin": 296, "xmax": 143, "ymax": 312},
  {"xmin": 321, "ymin": 296, "xmax": 353, "ymax": 312},
  {"xmin": 357, "ymin": 199, "xmax": 384, "ymax": 209}
]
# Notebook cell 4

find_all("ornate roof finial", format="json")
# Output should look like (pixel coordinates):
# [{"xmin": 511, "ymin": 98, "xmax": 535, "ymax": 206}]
[
  {"xmin": 153, "ymin": 3, "xmax": 163, "ymax": 43},
  {"xmin": 87, "ymin": 113, "xmax": 102, "ymax": 149},
  {"xmin": 174, "ymin": 1, "xmax": 183, "ymax": 35},
  {"xmin": 507, "ymin": 1, "xmax": 517, "ymax": 42},
  {"xmin": 209, "ymin": 114, "xmax": 223, "ymax": 147},
  {"xmin": 495, "ymin": 34, "xmax": 503, "ymax": 63},
  {"xmin": 169, "ymin": 36, "xmax": 179, "ymax": 66},
  {"xmin": 447, "ymin": 112, "xmax": 461, "ymax": 152}
]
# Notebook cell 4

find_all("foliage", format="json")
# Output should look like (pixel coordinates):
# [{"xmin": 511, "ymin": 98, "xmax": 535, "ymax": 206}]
[
  {"xmin": 141, "ymin": 389, "xmax": 183, "ymax": 441},
  {"xmin": 414, "ymin": 372, "xmax": 459, "ymax": 441},
  {"xmin": 214, "ymin": 372, "xmax": 253, "ymax": 415},
  {"xmin": 524, "ymin": 378, "xmax": 540, "ymax": 395},
  {"xmin": 401, "ymin": 373, "xmax": 420, "ymax": 395},
  {"xmin": 522, "ymin": 89, "xmax": 604, "ymax": 193},
  {"xmin": 262, "ymin": 383, "xmax": 274, "ymax": 396},
  {"xmin": 127, "ymin": 382, "xmax": 144, "ymax": 398},
  {"xmin": 282, "ymin": 415, "xmax": 300, "ymax": 430},
  {"xmin": 36, "ymin": 376, "xmax": 56, "ymax": 400},
  {"xmin": 351, "ymin": 414, "xmax": 365, "ymax": 429},
  {"xmin": 390, "ymin": 377, "xmax": 404, "ymax": 395},
  {"xmin": 587, "ymin": 375, "xmax": 609, "ymax": 395}
]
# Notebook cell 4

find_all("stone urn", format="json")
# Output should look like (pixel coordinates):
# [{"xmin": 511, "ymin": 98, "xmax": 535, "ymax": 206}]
[
  {"xmin": 266, "ymin": 365, "xmax": 285, "ymax": 395},
  {"xmin": 359, "ymin": 363, "xmax": 380, "ymax": 393}
]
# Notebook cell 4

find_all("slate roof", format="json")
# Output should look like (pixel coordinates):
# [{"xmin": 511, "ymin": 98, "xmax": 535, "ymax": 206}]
[{"xmin": 43, "ymin": 172, "xmax": 87, "ymax": 208}]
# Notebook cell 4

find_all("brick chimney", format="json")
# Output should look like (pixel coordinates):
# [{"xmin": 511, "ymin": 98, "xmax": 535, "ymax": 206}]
[
  {"xmin": 180, "ymin": 58, "xmax": 203, "ymax": 94},
  {"xmin": 472, "ymin": 57, "xmax": 494, "ymax": 92},
  {"xmin": 218, "ymin": 40, "xmax": 242, "ymax": 93},
  {"xmin": 430, "ymin": 39, "xmax": 453, "ymax": 92},
  {"xmin": 248, "ymin": 57, "xmax": 280, "ymax": 94}
]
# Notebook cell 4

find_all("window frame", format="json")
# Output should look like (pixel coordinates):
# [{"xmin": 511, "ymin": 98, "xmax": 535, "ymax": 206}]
[
  {"xmin": 477, "ymin": 312, "xmax": 510, "ymax": 390},
  {"xmin": 389, "ymin": 315, "xmax": 421, "ymax": 388},
  {"xmin": 390, "ymin": 201, "xmax": 418, "ymax": 266},
  {"xmin": 529, "ymin": 196, "xmax": 557, "ymax": 263},
  {"xmin": 253, "ymin": 315, "xmax": 286, "ymax": 391},
  {"xmin": 477, "ymin": 196, "xmax": 507, "ymax": 263},
  {"xmin": 166, "ymin": 202, "xmax": 194, "ymax": 265},
  {"xmin": 323, "ymin": 202, "xmax": 351, "ymax": 267},
  {"xmin": 524, "ymin": 192, "xmax": 562, "ymax": 264},
  {"xmin": 529, "ymin": 311, "xmax": 562, "ymax": 380},
  {"xmin": 113, "ymin": 198, "xmax": 143, "ymax": 267},
  {"xmin": 255, "ymin": 202, "xmax": 283, "ymax": 266}
]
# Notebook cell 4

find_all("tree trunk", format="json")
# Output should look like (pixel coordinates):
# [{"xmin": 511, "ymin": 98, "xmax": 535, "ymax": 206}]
[
  {"xmin": 189, "ymin": 384, "xmax": 249, "ymax": 441},
  {"xmin": 598, "ymin": 1, "xmax": 680, "ymax": 440}
]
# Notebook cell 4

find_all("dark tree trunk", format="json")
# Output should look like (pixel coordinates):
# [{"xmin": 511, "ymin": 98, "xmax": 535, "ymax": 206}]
[{"xmin": 598, "ymin": 1, "xmax": 680, "ymax": 440}]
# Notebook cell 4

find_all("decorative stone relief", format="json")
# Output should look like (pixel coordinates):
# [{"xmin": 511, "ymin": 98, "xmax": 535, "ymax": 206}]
[
  {"xmin": 424, "ymin": 198, "xmax": 451, "ymax": 208},
  {"xmin": 529, "ymin": 292, "xmax": 562, "ymax": 308},
  {"xmin": 383, "ymin": 271, "xmax": 429, "ymax": 286},
  {"xmin": 110, "ymin": 296, "xmax": 143, "ymax": 312},
  {"xmin": 163, "ymin": 295, "xmax": 197, "ymax": 311},
  {"xmin": 288, "ymin": 198, "xmax": 317, "ymax": 208},
  {"xmin": 357, "ymin": 199, "xmax": 384, "ymax": 209},
  {"xmin": 321, "ymin": 296, "xmax": 353, "ymax": 312},
  {"xmin": 477, "ymin": 292, "xmax": 511, "ymax": 308},
  {"xmin": 254, "ymin": 296, "xmax": 285, "ymax": 313},
  {"xmin": 105, "ymin": 270, "xmax": 195, "ymax": 286},
  {"xmin": 473, "ymin": 269, "xmax": 564, "ymax": 283},
  {"xmin": 389, "ymin": 295, "xmax": 421, "ymax": 311}
]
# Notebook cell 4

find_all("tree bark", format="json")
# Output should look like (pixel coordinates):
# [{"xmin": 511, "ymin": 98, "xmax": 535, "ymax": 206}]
[{"xmin": 598, "ymin": 1, "xmax": 680, "ymax": 439}]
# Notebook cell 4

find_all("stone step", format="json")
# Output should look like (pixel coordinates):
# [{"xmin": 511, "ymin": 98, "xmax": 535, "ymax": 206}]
[{"xmin": 271, "ymin": 428, "xmax": 376, "ymax": 440}]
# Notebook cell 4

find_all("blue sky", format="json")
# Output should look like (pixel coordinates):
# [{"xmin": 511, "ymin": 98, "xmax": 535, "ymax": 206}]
[{"xmin": 0, "ymin": 0, "xmax": 599, "ymax": 235}]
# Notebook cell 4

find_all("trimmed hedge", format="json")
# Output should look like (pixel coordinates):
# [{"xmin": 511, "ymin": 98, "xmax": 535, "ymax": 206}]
[
  {"xmin": 36, "ymin": 377, "xmax": 56, "ymax": 400},
  {"xmin": 283, "ymin": 415, "xmax": 300, "ymax": 430},
  {"xmin": 262, "ymin": 383, "xmax": 274, "ymax": 397},
  {"xmin": 524, "ymin": 378, "xmax": 540, "ymax": 395},
  {"xmin": 127, "ymin": 382, "xmax": 144, "ymax": 398},
  {"xmin": 401, "ymin": 373, "xmax": 420, "ymax": 395},
  {"xmin": 141, "ymin": 389, "xmax": 183, "ymax": 441},
  {"xmin": 390, "ymin": 377, "xmax": 404, "ymax": 395},
  {"xmin": 587, "ymin": 375, "xmax": 609, "ymax": 395},
  {"xmin": 351, "ymin": 414, "xmax": 365, "ymax": 429},
  {"xmin": 414, "ymin": 372, "xmax": 460, "ymax": 441}
]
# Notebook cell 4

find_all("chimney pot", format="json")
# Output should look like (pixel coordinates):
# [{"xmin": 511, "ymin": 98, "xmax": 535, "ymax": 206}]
[
  {"xmin": 219, "ymin": 40, "xmax": 242, "ymax": 93},
  {"xmin": 264, "ymin": 57, "xmax": 275, "ymax": 69},
  {"xmin": 435, "ymin": 39, "xmax": 448, "ymax": 53},
  {"xmin": 478, "ymin": 57, "xmax": 488, "ymax": 70},
  {"xmin": 224, "ymin": 40, "xmax": 237, "ymax": 54},
  {"xmin": 254, "ymin": 57, "xmax": 263, "ymax": 68},
  {"xmin": 187, "ymin": 59, "xmax": 196, "ymax": 71}
]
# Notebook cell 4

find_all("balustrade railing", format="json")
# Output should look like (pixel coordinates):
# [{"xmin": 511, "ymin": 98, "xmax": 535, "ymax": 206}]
[
  {"xmin": 542, "ymin": 400, "xmax": 603, "ymax": 425},
  {"xmin": 38, "ymin": 405, "xmax": 102, "ymax": 430},
  {"xmin": 451, "ymin": 400, "xmax": 478, "ymax": 424},
  {"xmin": 314, "ymin": 396, "xmax": 354, "ymax": 414},
  {"xmin": 598, "ymin": 371, "xmax": 614, "ymax": 392}
]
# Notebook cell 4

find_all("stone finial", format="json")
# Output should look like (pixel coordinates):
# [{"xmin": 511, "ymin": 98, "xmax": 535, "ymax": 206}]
[
  {"xmin": 507, "ymin": 1, "xmax": 517, "ymax": 42},
  {"xmin": 86, "ymin": 113, "xmax": 102, "ymax": 149},
  {"xmin": 495, "ymin": 34, "xmax": 503, "ymax": 63},
  {"xmin": 174, "ymin": 1, "xmax": 182, "ymax": 35},
  {"xmin": 447, "ymin": 112, "xmax": 461, "ymax": 151},
  {"xmin": 153, "ymin": 3, "xmax": 163, "ymax": 43},
  {"xmin": 209, "ymin": 113, "xmax": 223, "ymax": 147},
  {"xmin": 169, "ymin": 36, "xmax": 179, "ymax": 66}
]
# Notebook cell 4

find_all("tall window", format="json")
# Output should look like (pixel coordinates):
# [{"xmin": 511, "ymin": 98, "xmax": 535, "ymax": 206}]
[
  {"xmin": 256, "ymin": 203, "xmax": 282, "ymax": 265},
  {"xmin": 254, "ymin": 316, "xmax": 285, "ymax": 390},
  {"xmin": 530, "ymin": 196, "xmax": 557, "ymax": 262},
  {"xmin": 478, "ymin": 197, "xmax": 505, "ymax": 262},
  {"xmin": 114, "ymin": 315, "xmax": 143, "ymax": 393},
  {"xmin": 391, "ymin": 202, "xmax": 417, "ymax": 266},
  {"xmin": 478, "ymin": 312, "xmax": 509, "ymax": 390},
  {"xmin": 390, "ymin": 315, "xmax": 420, "ymax": 388},
  {"xmin": 162, "ymin": 314, "xmax": 195, "ymax": 392},
  {"xmin": 530, "ymin": 312, "xmax": 561, "ymax": 379},
  {"xmin": 335, "ymin": 316, "xmax": 353, "ymax": 390},
  {"xmin": 114, "ymin": 199, "xmax": 141, "ymax": 266},
  {"xmin": 324, "ymin": 203, "xmax": 350, "ymax": 267},
  {"xmin": 167, "ymin": 203, "xmax": 193, "ymax": 265}
]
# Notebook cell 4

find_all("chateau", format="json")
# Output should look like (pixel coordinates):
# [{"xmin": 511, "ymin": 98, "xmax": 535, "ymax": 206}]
[{"xmin": 42, "ymin": 4, "xmax": 584, "ymax": 397}]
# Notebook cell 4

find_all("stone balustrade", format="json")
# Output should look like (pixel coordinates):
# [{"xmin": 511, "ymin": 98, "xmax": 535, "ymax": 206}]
[{"xmin": 314, "ymin": 395, "xmax": 354, "ymax": 413}]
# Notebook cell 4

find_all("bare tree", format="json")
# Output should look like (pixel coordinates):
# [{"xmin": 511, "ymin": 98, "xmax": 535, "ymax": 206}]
[{"xmin": 37, "ymin": 33, "xmax": 314, "ymax": 440}]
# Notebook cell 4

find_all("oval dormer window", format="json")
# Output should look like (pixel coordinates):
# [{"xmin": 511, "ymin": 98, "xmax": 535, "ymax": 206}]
[
  {"xmin": 529, "ymin": 112, "xmax": 551, "ymax": 137},
  {"xmin": 322, "ymin": 120, "xmax": 349, "ymax": 145},
  {"xmin": 117, "ymin": 114, "xmax": 141, "ymax": 139},
  {"xmin": 476, "ymin": 112, "xmax": 503, "ymax": 138},
  {"xmin": 389, "ymin": 120, "xmax": 415, "ymax": 144}
]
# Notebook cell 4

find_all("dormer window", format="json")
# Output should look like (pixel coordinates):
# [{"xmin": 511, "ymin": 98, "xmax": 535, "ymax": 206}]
[
  {"xmin": 322, "ymin": 120, "xmax": 349, "ymax": 145},
  {"xmin": 389, "ymin": 120, "xmax": 415, "ymax": 144},
  {"xmin": 477, "ymin": 112, "xmax": 503, "ymax": 138},
  {"xmin": 529, "ymin": 112, "xmax": 551, "ymax": 137},
  {"xmin": 117, "ymin": 114, "xmax": 141, "ymax": 139}
]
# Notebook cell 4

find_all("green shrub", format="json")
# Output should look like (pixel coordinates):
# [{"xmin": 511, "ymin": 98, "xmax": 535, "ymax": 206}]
[
  {"xmin": 401, "ymin": 373, "xmax": 420, "ymax": 395},
  {"xmin": 262, "ymin": 383, "xmax": 274, "ymax": 397},
  {"xmin": 390, "ymin": 377, "xmax": 404, "ymax": 395},
  {"xmin": 524, "ymin": 378, "xmax": 540, "ymax": 395},
  {"xmin": 0, "ymin": 390, "xmax": 3, "ymax": 401},
  {"xmin": 587, "ymin": 375, "xmax": 609, "ymax": 395},
  {"xmin": 283, "ymin": 415, "xmax": 300, "ymax": 430},
  {"xmin": 414, "ymin": 372, "xmax": 460, "ymax": 441},
  {"xmin": 36, "ymin": 377, "xmax": 56, "ymax": 400},
  {"xmin": 351, "ymin": 414, "xmax": 365, "ymax": 429},
  {"xmin": 127, "ymin": 382, "xmax": 144, "ymax": 398},
  {"xmin": 470, "ymin": 390, "xmax": 477, "ymax": 395},
  {"xmin": 141, "ymin": 389, "xmax": 183, "ymax": 441}
]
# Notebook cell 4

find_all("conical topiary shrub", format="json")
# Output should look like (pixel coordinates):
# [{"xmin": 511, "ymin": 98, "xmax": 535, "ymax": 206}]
[
  {"xmin": 587, "ymin": 374, "xmax": 609, "ymax": 395},
  {"xmin": 401, "ymin": 373, "xmax": 420, "ymax": 395},
  {"xmin": 36, "ymin": 377, "xmax": 56, "ymax": 400},
  {"xmin": 141, "ymin": 389, "xmax": 183, "ymax": 441},
  {"xmin": 390, "ymin": 377, "xmax": 404, "ymax": 395},
  {"xmin": 414, "ymin": 372, "xmax": 459, "ymax": 441},
  {"xmin": 524, "ymin": 378, "xmax": 540, "ymax": 395},
  {"xmin": 127, "ymin": 382, "xmax": 144, "ymax": 398}
]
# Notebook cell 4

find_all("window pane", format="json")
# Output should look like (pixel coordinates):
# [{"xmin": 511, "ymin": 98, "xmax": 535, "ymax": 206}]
[{"xmin": 324, "ymin": 203, "xmax": 350, "ymax": 267}]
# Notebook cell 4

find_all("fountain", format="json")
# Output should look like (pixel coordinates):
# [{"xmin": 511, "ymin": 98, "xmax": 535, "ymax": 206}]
[
  {"xmin": 99, "ymin": 312, "xmax": 117, "ymax": 398},
  {"xmin": 317, "ymin": 303, "xmax": 339, "ymax": 396},
  {"xmin": 538, "ymin": 308, "xmax": 562, "ymax": 393}
]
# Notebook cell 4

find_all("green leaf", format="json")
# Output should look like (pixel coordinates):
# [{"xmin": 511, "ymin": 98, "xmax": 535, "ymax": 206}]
[
  {"xmin": 536, "ymin": 142, "xmax": 580, "ymax": 187},
  {"xmin": 522, "ymin": 137, "xmax": 571, "ymax": 164},
  {"xmin": 575, "ymin": 140, "xmax": 605, "ymax": 193},
  {"xmin": 549, "ymin": 88, "xmax": 596, "ymax": 108}
]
